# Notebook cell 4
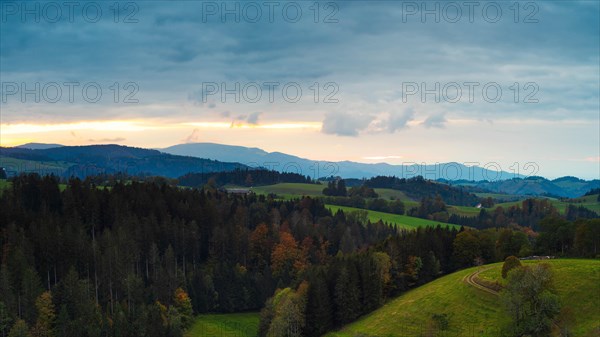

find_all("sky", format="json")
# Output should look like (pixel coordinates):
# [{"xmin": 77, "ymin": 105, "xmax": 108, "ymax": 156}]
[{"xmin": 1, "ymin": 0, "xmax": 599, "ymax": 179}]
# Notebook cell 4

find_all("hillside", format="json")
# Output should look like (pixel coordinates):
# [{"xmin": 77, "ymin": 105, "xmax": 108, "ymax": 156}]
[
  {"xmin": 325, "ymin": 204, "xmax": 459, "ymax": 230},
  {"xmin": 365, "ymin": 176, "xmax": 480, "ymax": 206},
  {"xmin": 451, "ymin": 177, "xmax": 600, "ymax": 199},
  {"xmin": 251, "ymin": 182, "xmax": 326, "ymax": 199},
  {"xmin": 493, "ymin": 195, "xmax": 600, "ymax": 216},
  {"xmin": 326, "ymin": 259, "xmax": 600, "ymax": 337}
]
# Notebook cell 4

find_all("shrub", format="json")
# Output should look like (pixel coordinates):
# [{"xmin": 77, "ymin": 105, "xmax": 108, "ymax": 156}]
[{"xmin": 502, "ymin": 256, "xmax": 522, "ymax": 279}]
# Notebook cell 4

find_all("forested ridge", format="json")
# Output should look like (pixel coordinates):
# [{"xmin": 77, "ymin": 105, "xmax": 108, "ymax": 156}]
[
  {"xmin": 178, "ymin": 168, "xmax": 315, "ymax": 188},
  {"xmin": 0, "ymin": 174, "xmax": 598, "ymax": 337}
]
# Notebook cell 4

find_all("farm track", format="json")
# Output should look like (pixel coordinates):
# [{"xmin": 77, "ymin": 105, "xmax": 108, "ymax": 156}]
[{"xmin": 463, "ymin": 267, "xmax": 499, "ymax": 296}]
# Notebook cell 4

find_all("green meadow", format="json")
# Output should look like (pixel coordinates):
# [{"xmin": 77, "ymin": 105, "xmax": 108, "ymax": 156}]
[
  {"xmin": 326, "ymin": 259, "xmax": 600, "ymax": 337},
  {"xmin": 185, "ymin": 312, "xmax": 259, "ymax": 337},
  {"xmin": 325, "ymin": 204, "xmax": 459, "ymax": 230}
]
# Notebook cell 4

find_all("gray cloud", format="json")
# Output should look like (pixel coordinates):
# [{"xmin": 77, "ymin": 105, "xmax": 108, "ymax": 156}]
[
  {"xmin": 232, "ymin": 112, "xmax": 262, "ymax": 124},
  {"xmin": 183, "ymin": 129, "xmax": 201, "ymax": 143},
  {"xmin": 322, "ymin": 112, "xmax": 375, "ymax": 137},
  {"xmin": 88, "ymin": 137, "xmax": 126, "ymax": 143},
  {"xmin": 247, "ymin": 112, "xmax": 262, "ymax": 125},
  {"xmin": 0, "ymin": 2, "xmax": 597, "ymax": 128},
  {"xmin": 422, "ymin": 113, "xmax": 447, "ymax": 129},
  {"xmin": 387, "ymin": 108, "xmax": 415, "ymax": 133}
]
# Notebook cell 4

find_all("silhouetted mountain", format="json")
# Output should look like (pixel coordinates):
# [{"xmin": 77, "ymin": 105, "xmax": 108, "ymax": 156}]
[
  {"xmin": 1, "ymin": 144, "xmax": 245, "ymax": 178},
  {"xmin": 15, "ymin": 142, "xmax": 64, "ymax": 150}
]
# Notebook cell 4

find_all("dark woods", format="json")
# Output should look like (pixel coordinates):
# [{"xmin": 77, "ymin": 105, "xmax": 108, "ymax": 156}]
[
  {"xmin": 0, "ymin": 174, "xmax": 597, "ymax": 337},
  {"xmin": 0, "ymin": 174, "xmax": 448, "ymax": 337}
]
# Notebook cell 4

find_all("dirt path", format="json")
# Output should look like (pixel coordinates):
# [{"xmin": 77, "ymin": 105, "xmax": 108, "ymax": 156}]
[{"xmin": 462, "ymin": 266, "xmax": 500, "ymax": 296}]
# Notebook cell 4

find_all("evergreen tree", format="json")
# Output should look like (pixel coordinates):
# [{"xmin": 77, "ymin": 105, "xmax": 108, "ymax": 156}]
[
  {"xmin": 304, "ymin": 269, "xmax": 332, "ymax": 337},
  {"xmin": 0, "ymin": 302, "xmax": 13, "ymax": 337},
  {"xmin": 333, "ymin": 263, "xmax": 361, "ymax": 324}
]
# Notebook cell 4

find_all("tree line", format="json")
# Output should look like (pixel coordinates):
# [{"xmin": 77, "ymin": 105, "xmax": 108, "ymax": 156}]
[
  {"xmin": 178, "ymin": 168, "xmax": 315, "ymax": 188},
  {"xmin": 406, "ymin": 196, "xmax": 599, "ymax": 231}
]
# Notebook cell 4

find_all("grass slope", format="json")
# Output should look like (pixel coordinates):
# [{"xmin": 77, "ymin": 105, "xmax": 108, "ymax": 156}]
[
  {"xmin": 251, "ymin": 183, "xmax": 325, "ymax": 199},
  {"xmin": 447, "ymin": 205, "xmax": 481, "ymax": 217},
  {"xmin": 185, "ymin": 312, "xmax": 259, "ymax": 337},
  {"xmin": 325, "ymin": 205, "xmax": 459, "ymax": 230},
  {"xmin": 326, "ymin": 259, "xmax": 600, "ymax": 337},
  {"xmin": 477, "ymin": 259, "xmax": 600, "ymax": 336}
]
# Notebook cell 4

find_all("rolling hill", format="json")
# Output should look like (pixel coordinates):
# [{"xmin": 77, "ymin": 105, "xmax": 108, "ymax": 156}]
[
  {"xmin": 450, "ymin": 176, "xmax": 600, "ymax": 199},
  {"xmin": 326, "ymin": 259, "xmax": 600, "ymax": 337}
]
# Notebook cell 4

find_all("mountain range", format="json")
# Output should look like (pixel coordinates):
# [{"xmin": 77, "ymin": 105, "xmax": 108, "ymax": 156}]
[
  {"xmin": 447, "ymin": 176, "xmax": 600, "ymax": 199},
  {"xmin": 2, "ymin": 142, "xmax": 598, "ymax": 198},
  {"xmin": 161, "ymin": 143, "xmax": 523, "ymax": 181}
]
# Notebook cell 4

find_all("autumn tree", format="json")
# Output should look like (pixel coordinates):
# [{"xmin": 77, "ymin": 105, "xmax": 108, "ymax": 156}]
[
  {"xmin": 30, "ymin": 292, "xmax": 56, "ymax": 337},
  {"xmin": 271, "ymin": 232, "xmax": 308, "ymax": 282},
  {"xmin": 173, "ymin": 288, "xmax": 193, "ymax": 328},
  {"xmin": 264, "ymin": 283, "xmax": 308, "ymax": 337},
  {"xmin": 250, "ymin": 224, "xmax": 272, "ymax": 271}
]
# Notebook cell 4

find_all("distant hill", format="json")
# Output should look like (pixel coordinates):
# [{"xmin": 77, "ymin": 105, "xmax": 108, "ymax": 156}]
[
  {"xmin": 449, "ymin": 176, "xmax": 600, "ymax": 198},
  {"xmin": 0, "ymin": 144, "xmax": 245, "ymax": 179},
  {"xmin": 162, "ymin": 143, "xmax": 523, "ymax": 181},
  {"xmin": 15, "ymin": 142, "xmax": 64, "ymax": 150},
  {"xmin": 364, "ymin": 175, "xmax": 480, "ymax": 206}
]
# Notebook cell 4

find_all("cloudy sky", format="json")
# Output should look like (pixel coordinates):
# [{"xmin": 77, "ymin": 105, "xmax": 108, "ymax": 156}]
[{"xmin": 1, "ymin": 0, "xmax": 598, "ymax": 179}]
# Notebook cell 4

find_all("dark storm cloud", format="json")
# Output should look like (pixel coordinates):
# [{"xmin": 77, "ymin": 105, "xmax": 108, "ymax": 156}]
[{"xmin": 0, "ymin": 0, "xmax": 598, "ymax": 125}]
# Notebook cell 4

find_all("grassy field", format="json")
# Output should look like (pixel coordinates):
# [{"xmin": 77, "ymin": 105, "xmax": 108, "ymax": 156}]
[
  {"xmin": 326, "ymin": 204, "xmax": 459, "ymax": 230},
  {"xmin": 474, "ymin": 192, "xmax": 525, "ymax": 201},
  {"xmin": 185, "ymin": 312, "xmax": 259, "ymax": 337},
  {"xmin": 0, "ymin": 156, "xmax": 72, "ymax": 175},
  {"xmin": 0, "ymin": 179, "xmax": 10, "ymax": 195},
  {"xmin": 494, "ymin": 195, "xmax": 600, "ymax": 215},
  {"xmin": 447, "ymin": 205, "xmax": 481, "ymax": 217},
  {"xmin": 210, "ymin": 182, "xmax": 600, "ymax": 218},
  {"xmin": 251, "ymin": 183, "xmax": 325, "ymax": 199},
  {"xmin": 326, "ymin": 259, "xmax": 600, "ymax": 337},
  {"xmin": 557, "ymin": 194, "xmax": 600, "ymax": 213},
  {"xmin": 252, "ymin": 184, "xmax": 419, "ymax": 201}
]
